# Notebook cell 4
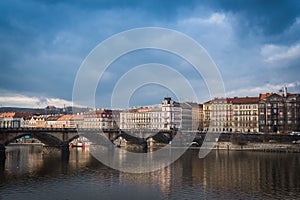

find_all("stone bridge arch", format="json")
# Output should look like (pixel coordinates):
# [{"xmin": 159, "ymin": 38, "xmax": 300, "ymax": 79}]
[
  {"xmin": 0, "ymin": 128, "xmax": 79, "ymax": 148},
  {"xmin": 5, "ymin": 132, "xmax": 78, "ymax": 147},
  {"xmin": 0, "ymin": 128, "xmax": 80, "ymax": 168}
]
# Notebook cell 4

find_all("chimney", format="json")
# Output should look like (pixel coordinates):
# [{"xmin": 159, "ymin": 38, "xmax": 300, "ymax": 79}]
[{"xmin": 283, "ymin": 86, "xmax": 287, "ymax": 97}]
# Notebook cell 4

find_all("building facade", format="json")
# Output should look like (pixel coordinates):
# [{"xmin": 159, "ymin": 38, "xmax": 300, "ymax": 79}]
[
  {"xmin": 180, "ymin": 102, "xmax": 203, "ymax": 131},
  {"xmin": 259, "ymin": 88, "xmax": 300, "ymax": 134},
  {"xmin": 120, "ymin": 97, "xmax": 182, "ymax": 130},
  {"xmin": 203, "ymin": 97, "xmax": 259, "ymax": 133},
  {"xmin": 232, "ymin": 97, "xmax": 259, "ymax": 133},
  {"xmin": 0, "ymin": 112, "xmax": 32, "ymax": 128},
  {"xmin": 203, "ymin": 98, "xmax": 233, "ymax": 132},
  {"xmin": 83, "ymin": 109, "xmax": 119, "ymax": 129}
]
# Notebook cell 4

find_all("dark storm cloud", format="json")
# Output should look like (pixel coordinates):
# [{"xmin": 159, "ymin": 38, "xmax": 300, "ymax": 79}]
[{"xmin": 213, "ymin": 0, "xmax": 300, "ymax": 37}]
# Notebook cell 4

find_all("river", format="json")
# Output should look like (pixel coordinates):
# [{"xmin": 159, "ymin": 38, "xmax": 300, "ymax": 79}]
[{"xmin": 0, "ymin": 145, "xmax": 299, "ymax": 200}]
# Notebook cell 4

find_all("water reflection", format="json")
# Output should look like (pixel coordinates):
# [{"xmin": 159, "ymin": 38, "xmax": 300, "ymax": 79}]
[{"xmin": 0, "ymin": 146, "xmax": 299, "ymax": 200}]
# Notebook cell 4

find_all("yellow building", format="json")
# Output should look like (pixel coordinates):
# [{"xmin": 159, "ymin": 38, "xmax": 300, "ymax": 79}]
[{"xmin": 203, "ymin": 97, "xmax": 259, "ymax": 133}]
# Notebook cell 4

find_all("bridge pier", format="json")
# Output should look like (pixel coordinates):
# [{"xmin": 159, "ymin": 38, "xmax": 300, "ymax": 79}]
[
  {"xmin": 61, "ymin": 143, "xmax": 70, "ymax": 161},
  {"xmin": 0, "ymin": 145, "xmax": 6, "ymax": 170}
]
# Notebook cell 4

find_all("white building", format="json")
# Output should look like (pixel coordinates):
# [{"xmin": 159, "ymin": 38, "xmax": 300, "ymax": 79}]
[{"xmin": 120, "ymin": 97, "xmax": 182, "ymax": 130}]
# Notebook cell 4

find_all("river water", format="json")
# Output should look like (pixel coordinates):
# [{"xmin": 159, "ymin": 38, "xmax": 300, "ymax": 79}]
[{"xmin": 0, "ymin": 145, "xmax": 299, "ymax": 200}]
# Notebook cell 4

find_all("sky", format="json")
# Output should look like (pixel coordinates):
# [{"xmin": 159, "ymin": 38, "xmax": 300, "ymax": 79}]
[{"xmin": 1, "ymin": 0, "xmax": 300, "ymax": 108}]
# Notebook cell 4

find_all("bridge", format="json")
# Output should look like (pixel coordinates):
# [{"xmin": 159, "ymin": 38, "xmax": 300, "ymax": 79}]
[
  {"xmin": 0, "ymin": 127, "xmax": 124, "ymax": 165},
  {"xmin": 0, "ymin": 128, "xmax": 171, "ymax": 163},
  {"xmin": 0, "ymin": 128, "xmax": 79, "ymax": 148},
  {"xmin": 0, "ymin": 127, "xmax": 179, "ymax": 168}
]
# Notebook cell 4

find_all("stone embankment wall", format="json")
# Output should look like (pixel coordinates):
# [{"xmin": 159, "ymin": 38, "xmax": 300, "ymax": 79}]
[{"xmin": 215, "ymin": 142, "xmax": 300, "ymax": 153}]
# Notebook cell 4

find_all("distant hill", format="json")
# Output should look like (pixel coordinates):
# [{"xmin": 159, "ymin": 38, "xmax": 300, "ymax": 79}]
[{"xmin": 0, "ymin": 106, "xmax": 91, "ymax": 115}]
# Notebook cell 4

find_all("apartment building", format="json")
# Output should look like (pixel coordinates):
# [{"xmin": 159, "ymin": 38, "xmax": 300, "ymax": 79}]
[
  {"xmin": 83, "ymin": 109, "xmax": 119, "ymax": 129},
  {"xmin": 203, "ymin": 97, "xmax": 259, "ymax": 133},
  {"xmin": 203, "ymin": 98, "xmax": 232, "ymax": 132},
  {"xmin": 180, "ymin": 102, "xmax": 203, "ymax": 131},
  {"xmin": 259, "ymin": 87, "xmax": 300, "ymax": 134},
  {"xmin": 120, "ymin": 97, "xmax": 182, "ymax": 130},
  {"xmin": 232, "ymin": 97, "xmax": 259, "ymax": 132},
  {"xmin": 0, "ymin": 112, "xmax": 32, "ymax": 128}
]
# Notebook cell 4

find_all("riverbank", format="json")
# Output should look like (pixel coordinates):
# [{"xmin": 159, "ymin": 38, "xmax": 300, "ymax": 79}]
[
  {"xmin": 6, "ymin": 141, "xmax": 300, "ymax": 153},
  {"xmin": 122, "ymin": 142, "xmax": 300, "ymax": 153},
  {"xmin": 215, "ymin": 142, "xmax": 300, "ymax": 153}
]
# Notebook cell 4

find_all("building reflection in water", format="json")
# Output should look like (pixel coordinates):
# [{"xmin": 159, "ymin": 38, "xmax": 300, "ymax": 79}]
[
  {"xmin": 158, "ymin": 149, "xmax": 300, "ymax": 198},
  {"xmin": 4, "ymin": 145, "xmax": 44, "ymax": 176},
  {"xmin": 2, "ymin": 145, "xmax": 92, "ymax": 177},
  {"xmin": 117, "ymin": 149, "xmax": 300, "ymax": 199}
]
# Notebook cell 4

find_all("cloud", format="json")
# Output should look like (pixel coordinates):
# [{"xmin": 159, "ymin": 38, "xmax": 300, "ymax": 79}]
[
  {"xmin": 0, "ymin": 93, "xmax": 77, "ymax": 108},
  {"xmin": 213, "ymin": 0, "xmax": 300, "ymax": 36},
  {"xmin": 0, "ymin": 0, "xmax": 300, "ymax": 108},
  {"xmin": 261, "ymin": 43, "xmax": 300, "ymax": 67},
  {"xmin": 179, "ymin": 13, "xmax": 226, "ymax": 26},
  {"xmin": 226, "ymin": 81, "xmax": 300, "ymax": 97}
]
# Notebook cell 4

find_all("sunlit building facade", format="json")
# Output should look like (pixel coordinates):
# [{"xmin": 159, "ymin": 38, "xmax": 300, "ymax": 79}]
[
  {"xmin": 259, "ymin": 87, "xmax": 300, "ymax": 134},
  {"xmin": 203, "ymin": 97, "xmax": 259, "ymax": 133},
  {"xmin": 120, "ymin": 97, "xmax": 182, "ymax": 130}
]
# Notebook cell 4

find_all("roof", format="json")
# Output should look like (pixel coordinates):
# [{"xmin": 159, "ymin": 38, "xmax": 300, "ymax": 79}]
[
  {"xmin": 180, "ymin": 102, "xmax": 201, "ymax": 108},
  {"xmin": 57, "ymin": 115, "xmax": 74, "ymax": 121},
  {"xmin": 287, "ymin": 93, "xmax": 298, "ymax": 97},
  {"xmin": 231, "ymin": 97, "xmax": 259, "ymax": 104},
  {"xmin": 46, "ymin": 115, "xmax": 62, "ymax": 121},
  {"xmin": 46, "ymin": 105, "xmax": 56, "ymax": 109},
  {"xmin": 204, "ymin": 98, "xmax": 232, "ymax": 104},
  {"xmin": 259, "ymin": 93, "xmax": 280, "ymax": 100},
  {"xmin": 259, "ymin": 92, "xmax": 299, "ymax": 100},
  {"xmin": 1, "ymin": 112, "xmax": 15, "ymax": 118},
  {"xmin": 0, "ymin": 112, "xmax": 32, "ymax": 118},
  {"xmin": 205, "ymin": 96, "xmax": 259, "ymax": 104},
  {"xmin": 259, "ymin": 93, "xmax": 273, "ymax": 100}
]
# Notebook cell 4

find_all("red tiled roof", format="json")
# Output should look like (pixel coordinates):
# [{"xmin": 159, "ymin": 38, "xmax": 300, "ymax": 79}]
[
  {"xmin": 259, "ymin": 92, "xmax": 298, "ymax": 100},
  {"xmin": 46, "ymin": 115, "xmax": 62, "ymax": 121},
  {"xmin": 14, "ymin": 113, "xmax": 33, "ymax": 118},
  {"xmin": 287, "ymin": 93, "xmax": 297, "ymax": 97},
  {"xmin": 46, "ymin": 105, "xmax": 56, "ymax": 109},
  {"xmin": 259, "ymin": 93, "xmax": 273, "ymax": 100},
  {"xmin": 205, "ymin": 96, "xmax": 259, "ymax": 104},
  {"xmin": 231, "ymin": 97, "xmax": 259, "ymax": 104},
  {"xmin": 1, "ymin": 112, "xmax": 15, "ymax": 118},
  {"xmin": 57, "ymin": 115, "xmax": 74, "ymax": 121},
  {"xmin": 204, "ymin": 98, "xmax": 233, "ymax": 104},
  {"xmin": 0, "ymin": 112, "xmax": 33, "ymax": 119}
]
